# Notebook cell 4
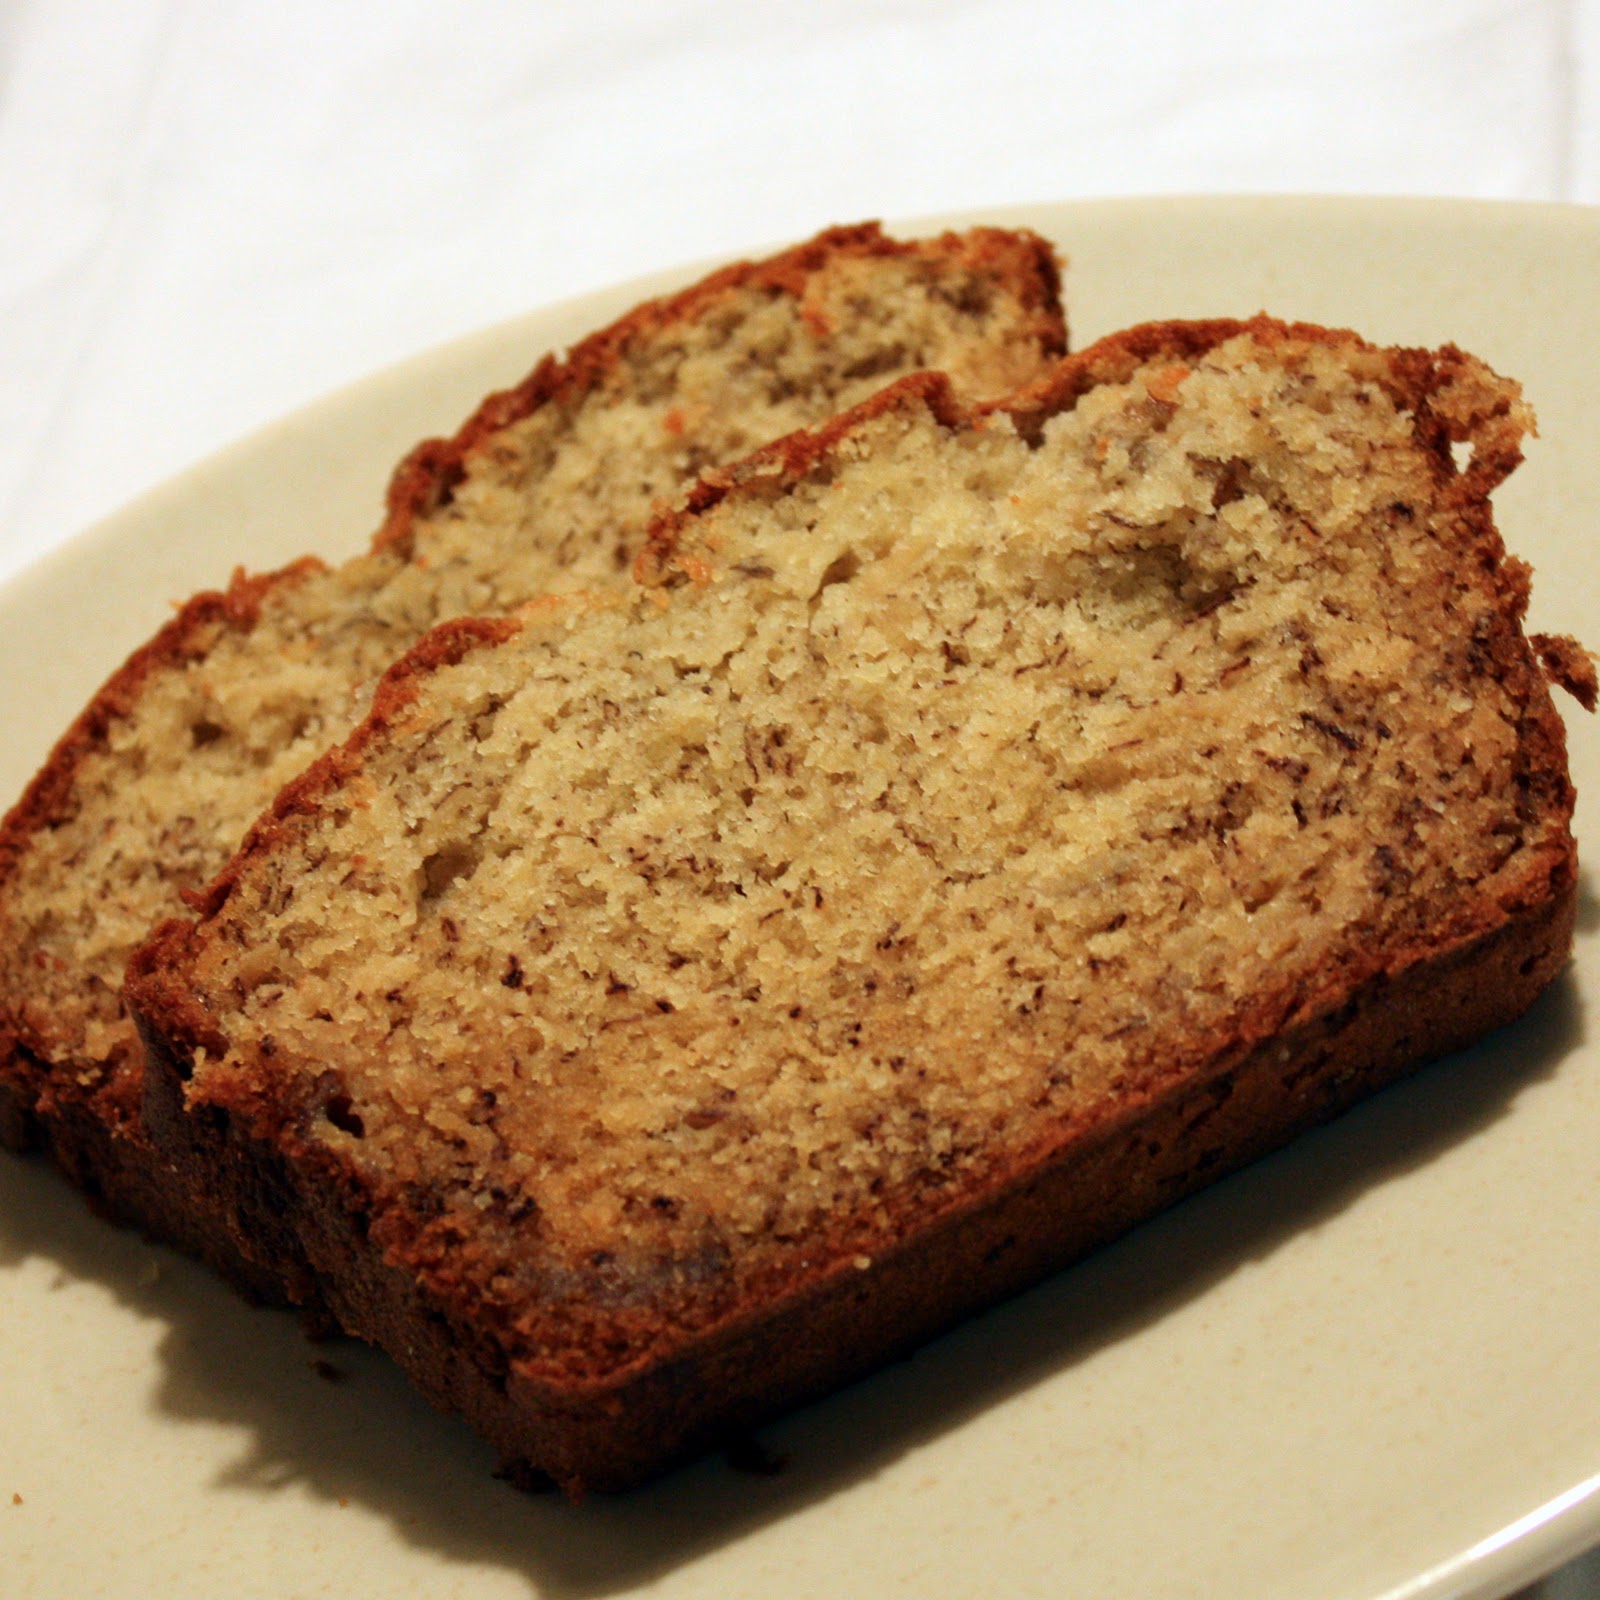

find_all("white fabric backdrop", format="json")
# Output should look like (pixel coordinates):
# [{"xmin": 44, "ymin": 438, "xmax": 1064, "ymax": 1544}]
[{"xmin": 1, "ymin": 0, "xmax": 1596, "ymax": 589}]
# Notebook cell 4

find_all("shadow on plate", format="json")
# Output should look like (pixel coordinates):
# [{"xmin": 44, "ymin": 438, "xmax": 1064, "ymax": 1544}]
[{"xmin": 0, "ymin": 953, "xmax": 1587, "ymax": 1598}]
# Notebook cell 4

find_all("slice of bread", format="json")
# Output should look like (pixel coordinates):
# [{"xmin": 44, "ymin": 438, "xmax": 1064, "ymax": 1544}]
[
  {"xmin": 129, "ymin": 317, "xmax": 1591, "ymax": 1492},
  {"xmin": 0, "ymin": 223, "xmax": 1065, "ymax": 1291}
]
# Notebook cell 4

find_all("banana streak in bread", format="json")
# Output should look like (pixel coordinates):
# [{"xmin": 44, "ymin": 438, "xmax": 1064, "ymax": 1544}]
[
  {"xmin": 130, "ymin": 317, "xmax": 1591, "ymax": 1492},
  {"xmin": 0, "ymin": 224, "xmax": 1064, "ymax": 1292}
]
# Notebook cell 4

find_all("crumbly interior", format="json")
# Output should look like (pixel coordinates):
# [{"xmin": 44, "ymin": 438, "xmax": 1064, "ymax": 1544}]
[
  {"xmin": 2, "ymin": 238, "xmax": 1053, "ymax": 1111},
  {"xmin": 182, "ymin": 332, "xmax": 1550, "ymax": 1368}
]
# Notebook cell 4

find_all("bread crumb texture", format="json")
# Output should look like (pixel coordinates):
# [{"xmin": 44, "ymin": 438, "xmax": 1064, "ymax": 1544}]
[
  {"xmin": 167, "ymin": 324, "xmax": 1567, "ymax": 1377},
  {"xmin": 0, "ymin": 227, "xmax": 1058, "ymax": 1128}
]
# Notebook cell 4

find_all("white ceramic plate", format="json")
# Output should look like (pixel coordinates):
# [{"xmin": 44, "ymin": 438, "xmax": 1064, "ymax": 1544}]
[{"xmin": 2, "ymin": 197, "xmax": 1598, "ymax": 1600}]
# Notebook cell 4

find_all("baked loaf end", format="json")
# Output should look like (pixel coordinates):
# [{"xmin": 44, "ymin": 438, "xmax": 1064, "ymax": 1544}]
[
  {"xmin": 0, "ymin": 224, "xmax": 1064, "ymax": 1264},
  {"xmin": 131, "ymin": 317, "xmax": 1586, "ymax": 1491}
]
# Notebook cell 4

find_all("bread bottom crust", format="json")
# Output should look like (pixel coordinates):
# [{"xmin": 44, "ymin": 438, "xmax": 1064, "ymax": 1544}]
[
  {"xmin": 6, "ymin": 1076, "xmax": 325, "ymax": 1313},
  {"xmin": 138, "ymin": 877, "xmax": 1575, "ymax": 1495},
  {"xmin": 0, "ymin": 1081, "xmax": 35, "ymax": 1155}
]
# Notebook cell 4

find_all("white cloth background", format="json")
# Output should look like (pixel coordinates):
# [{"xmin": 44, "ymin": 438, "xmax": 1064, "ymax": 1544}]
[
  {"xmin": 2, "ymin": 4, "xmax": 1597, "ymax": 1593},
  {"xmin": 3, "ymin": 0, "xmax": 1598, "ymax": 591}
]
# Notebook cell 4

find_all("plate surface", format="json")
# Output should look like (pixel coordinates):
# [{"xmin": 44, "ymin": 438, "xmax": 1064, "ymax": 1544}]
[{"xmin": 2, "ymin": 197, "xmax": 1598, "ymax": 1600}]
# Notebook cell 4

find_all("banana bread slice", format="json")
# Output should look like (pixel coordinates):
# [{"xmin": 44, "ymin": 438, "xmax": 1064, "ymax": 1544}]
[
  {"xmin": 130, "ymin": 317, "xmax": 1589, "ymax": 1491},
  {"xmin": 0, "ymin": 223, "xmax": 1065, "ymax": 1290}
]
